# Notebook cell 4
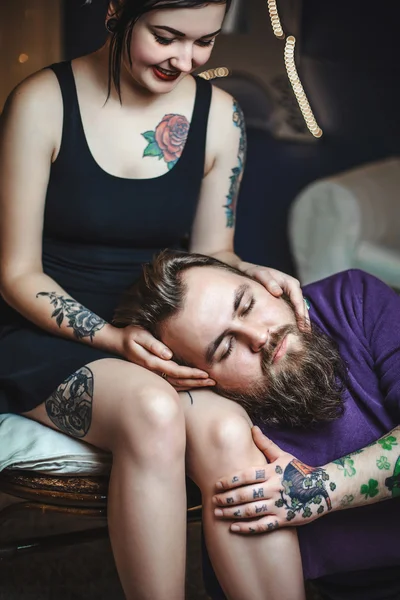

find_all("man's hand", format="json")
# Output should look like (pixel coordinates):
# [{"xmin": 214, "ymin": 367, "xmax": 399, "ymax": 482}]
[{"xmin": 213, "ymin": 427, "xmax": 335, "ymax": 534}]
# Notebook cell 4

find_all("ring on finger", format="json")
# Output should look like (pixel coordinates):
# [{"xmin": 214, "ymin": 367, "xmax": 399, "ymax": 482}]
[{"xmin": 161, "ymin": 372, "xmax": 168, "ymax": 380}]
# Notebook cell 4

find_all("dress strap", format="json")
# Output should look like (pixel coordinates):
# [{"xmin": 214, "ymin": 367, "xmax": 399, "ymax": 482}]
[
  {"xmin": 175, "ymin": 76, "xmax": 212, "ymax": 178},
  {"xmin": 191, "ymin": 76, "xmax": 212, "ymax": 146},
  {"xmin": 46, "ymin": 61, "xmax": 81, "ymax": 161}
]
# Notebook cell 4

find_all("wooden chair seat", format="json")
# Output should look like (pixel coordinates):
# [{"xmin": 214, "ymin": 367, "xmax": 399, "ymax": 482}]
[{"xmin": 0, "ymin": 469, "xmax": 202, "ymax": 560}]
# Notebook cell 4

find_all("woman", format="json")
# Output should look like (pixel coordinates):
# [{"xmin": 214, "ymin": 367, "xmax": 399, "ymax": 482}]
[{"xmin": 0, "ymin": 1, "xmax": 307, "ymax": 598}]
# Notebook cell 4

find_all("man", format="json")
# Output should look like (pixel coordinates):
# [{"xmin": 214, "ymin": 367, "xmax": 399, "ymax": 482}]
[{"xmin": 114, "ymin": 250, "xmax": 400, "ymax": 599}]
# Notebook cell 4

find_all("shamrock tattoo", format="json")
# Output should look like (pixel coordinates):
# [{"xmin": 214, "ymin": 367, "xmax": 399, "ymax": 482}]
[
  {"xmin": 376, "ymin": 456, "xmax": 390, "ymax": 470},
  {"xmin": 340, "ymin": 494, "xmax": 355, "ymax": 507},
  {"xmin": 360, "ymin": 479, "xmax": 379, "ymax": 499},
  {"xmin": 333, "ymin": 456, "xmax": 356, "ymax": 477},
  {"xmin": 378, "ymin": 436, "xmax": 398, "ymax": 451}
]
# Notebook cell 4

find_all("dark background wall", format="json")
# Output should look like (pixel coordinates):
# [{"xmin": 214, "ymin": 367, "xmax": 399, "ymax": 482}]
[
  {"xmin": 62, "ymin": 0, "xmax": 400, "ymax": 275},
  {"xmin": 234, "ymin": 0, "xmax": 400, "ymax": 274},
  {"xmin": 63, "ymin": 0, "xmax": 108, "ymax": 59}
]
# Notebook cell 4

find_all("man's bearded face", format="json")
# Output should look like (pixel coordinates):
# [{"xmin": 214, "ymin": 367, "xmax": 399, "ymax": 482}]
[
  {"xmin": 161, "ymin": 267, "xmax": 346, "ymax": 428},
  {"xmin": 216, "ymin": 323, "xmax": 346, "ymax": 428}
]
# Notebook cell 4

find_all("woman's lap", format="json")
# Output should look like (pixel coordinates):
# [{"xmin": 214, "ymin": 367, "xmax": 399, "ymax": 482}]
[{"xmin": 23, "ymin": 358, "xmax": 182, "ymax": 452}]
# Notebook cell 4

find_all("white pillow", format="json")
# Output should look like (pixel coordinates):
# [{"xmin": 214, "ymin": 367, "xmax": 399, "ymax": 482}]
[{"xmin": 0, "ymin": 414, "xmax": 111, "ymax": 475}]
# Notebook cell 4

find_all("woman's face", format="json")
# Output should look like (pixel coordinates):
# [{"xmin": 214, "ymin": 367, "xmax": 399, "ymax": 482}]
[{"xmin": 121, "ymin": 4, "xmax": 226, "ymax": 93}]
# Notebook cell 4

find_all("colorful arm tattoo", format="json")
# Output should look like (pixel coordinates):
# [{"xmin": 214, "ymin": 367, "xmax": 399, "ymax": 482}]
[
  {"xmin": 328, "ymin": 426, "xmax": 400, "ymax": 510},
  {"xmin": 224, "ymin": 101, "xmax": 247, "ymax": 228},
  {"xmin": 274, "ymin": 459, "xmax": 334, "ymax": 521}
]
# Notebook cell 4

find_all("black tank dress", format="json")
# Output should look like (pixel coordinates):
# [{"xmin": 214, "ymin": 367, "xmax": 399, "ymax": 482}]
[{"xmin": 0, "ymin": 61, "xmax": 212, "ymax": 414}]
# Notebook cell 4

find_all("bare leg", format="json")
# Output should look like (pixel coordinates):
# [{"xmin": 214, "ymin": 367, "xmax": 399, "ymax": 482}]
[
  {"xmin": 24, "ymin": 359, "xmax": 187, "ymax": 600},
  {"xmin": 182, "ymin": 390, "xmax": 305, "ymax": 600}
]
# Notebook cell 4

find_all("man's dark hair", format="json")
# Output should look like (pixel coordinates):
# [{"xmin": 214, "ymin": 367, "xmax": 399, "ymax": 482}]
[
  {"xmin": 114, "ymin": 249, "xmax": 246, "ymax": 337},
  {"xmin": 86, "ymin": 0, "xmax": 231, "ymax": 101}
]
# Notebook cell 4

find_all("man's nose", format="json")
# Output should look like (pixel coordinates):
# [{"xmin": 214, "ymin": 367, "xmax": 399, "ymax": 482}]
[
  {"xmin": 170, "ymin": 45, "xmax": 194, "ymax": 73},
  {"xmin": 243, "ymin": 325, "xmax": 268, "ymax": 353}
]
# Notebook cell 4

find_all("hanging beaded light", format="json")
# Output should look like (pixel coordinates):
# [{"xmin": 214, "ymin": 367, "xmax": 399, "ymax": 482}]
[{"xmin": 267, "ymin": 0, "xmax": 323, "ymax": 138}]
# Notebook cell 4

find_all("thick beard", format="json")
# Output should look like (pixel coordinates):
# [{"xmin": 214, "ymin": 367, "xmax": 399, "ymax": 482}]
[{"xmin": 215, "ymin": 324, "xmax": 347, "ymax": 428}]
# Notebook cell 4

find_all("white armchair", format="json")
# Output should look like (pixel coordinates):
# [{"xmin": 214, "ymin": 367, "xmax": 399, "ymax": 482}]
[{"xmin": 289, "ymin": 157, "xmax": 400, "ymax": 288}]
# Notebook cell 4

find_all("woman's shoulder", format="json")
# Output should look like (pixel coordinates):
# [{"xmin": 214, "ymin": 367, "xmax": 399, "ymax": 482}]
[
  {"xmin": 208, "ymin": 81, "xmax": 240, "ymax": 126},
  {"xmin": 3, "ymin": 66, "xmax": 62, "ymax": 124},
  {"xmin": 1, "ymin": 67, "xmax": 63, "ymax": 155}
]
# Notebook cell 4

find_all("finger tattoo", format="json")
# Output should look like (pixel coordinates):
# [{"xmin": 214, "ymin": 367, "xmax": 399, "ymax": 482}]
[
  {"xmin": 227, "ymin": 497, "xmax": 235, "ymax": 504},
  {"xmin": 253, "ymin": 488, "xmax": 265, "ymax": 499},
  {"xmin": 255, "ymin": 504, "xmax": 268, "ymax": 514},
  {"xmin": 256, "ymin": 469, "xmax": 265, "ymax": 479},
  {"xmin": 267, "ymin": 520, "xmax": 279, "ymax": 531}
]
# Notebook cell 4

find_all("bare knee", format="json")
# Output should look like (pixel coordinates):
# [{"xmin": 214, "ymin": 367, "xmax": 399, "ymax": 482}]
[
  {"xmin": 111, "ymin": 382, "xmax": 186, "ymax": 462},
  {"xmin": 137, "ymin": 385, "xmax": 182, "ymax": 430}
]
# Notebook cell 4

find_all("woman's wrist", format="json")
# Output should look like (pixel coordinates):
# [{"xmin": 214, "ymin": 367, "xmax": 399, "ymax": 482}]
[
  {"xmin": 95, "ymin": 322, "xmax": 124, "ymax": 356},
  {"xmin": 211, "ymin": 250, "xmax": 242, "ymax": 270}
]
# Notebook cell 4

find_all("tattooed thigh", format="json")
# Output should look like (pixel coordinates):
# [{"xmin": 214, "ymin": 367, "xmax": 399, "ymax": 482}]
[{"xmin": 45, "ymin": 366, "xmax": 93, "ymax": 438}]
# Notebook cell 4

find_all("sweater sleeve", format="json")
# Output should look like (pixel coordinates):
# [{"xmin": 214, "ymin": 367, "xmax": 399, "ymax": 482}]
[{"xmin": 351, "ymin": 269, "xmax": 400, "ymax": 419}]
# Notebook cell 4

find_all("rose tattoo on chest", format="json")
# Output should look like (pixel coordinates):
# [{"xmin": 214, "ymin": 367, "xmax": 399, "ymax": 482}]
[{"xmin": 142, "ymin": 114, "xmax": 190, "ymax": 171}]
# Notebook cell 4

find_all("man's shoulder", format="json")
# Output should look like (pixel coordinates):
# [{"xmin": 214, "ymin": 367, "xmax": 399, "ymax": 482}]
[
  {"xmin": 304, "ymin": 269, "xmax": 398, "ymax": 336},
  {"xmin": 304, "ymin": 269, "xmax": 388, "ymax": 300}
]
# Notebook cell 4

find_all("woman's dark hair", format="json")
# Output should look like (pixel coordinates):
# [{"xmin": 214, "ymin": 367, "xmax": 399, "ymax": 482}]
[{"xmin": 86, "ymin": 0, "xmax": 231, "ymax": 101}]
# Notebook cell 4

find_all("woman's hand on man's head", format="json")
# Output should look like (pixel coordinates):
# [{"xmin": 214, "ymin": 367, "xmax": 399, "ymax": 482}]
[
  {"xmin": 117, "ymin": 325, "xmax": 215, "ymax": 391},
  {"xmin": 238, "ymin": 262, "xmax": 309, "ymax": 326}
]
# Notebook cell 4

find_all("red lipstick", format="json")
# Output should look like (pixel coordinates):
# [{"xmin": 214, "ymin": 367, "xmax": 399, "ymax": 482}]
[{"xmin": 152, "ymin": 66, "xmax": 180, "ymax": 81}]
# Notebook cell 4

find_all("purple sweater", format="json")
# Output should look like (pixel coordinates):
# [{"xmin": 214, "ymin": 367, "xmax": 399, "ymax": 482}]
[{"xmin": 260, "ymin": 270, "xmax": 400, "ymax": 580}]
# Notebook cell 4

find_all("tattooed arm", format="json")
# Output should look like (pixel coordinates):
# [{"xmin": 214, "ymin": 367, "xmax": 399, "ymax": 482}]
[
  {"xmin": 2, "ymin": 269, "xmax": 208, "ymax": 381},
  {"xmin": 0, "ymin": 75, "xmax": 207, "ymax": 383},
  {"xmin": 212, "ymin": 426, "xmax": 400, "ymax": 535},
  {"xmin": 324, "ymin": 426, "xmax": 400, "ymax": 510},
  {"xmin": 1, "ymin": 268, "xmax": 122, "ymax": 353},
  {"xmin": 189, "ymin": 86, "xmax": 307, "ymax": 322}
]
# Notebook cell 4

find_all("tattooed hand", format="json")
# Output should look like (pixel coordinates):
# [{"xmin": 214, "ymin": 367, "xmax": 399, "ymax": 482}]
[
  {"xmin": 119, "ymin": 325, "xmax": 215, "ymax": 391},
  {"xmin": 237, "ymin": 263, "xmax": 309, "ymax": 327},
  {"xmin": 213, "ymin": 426, "xmax": 335, "ymax": 535}
]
